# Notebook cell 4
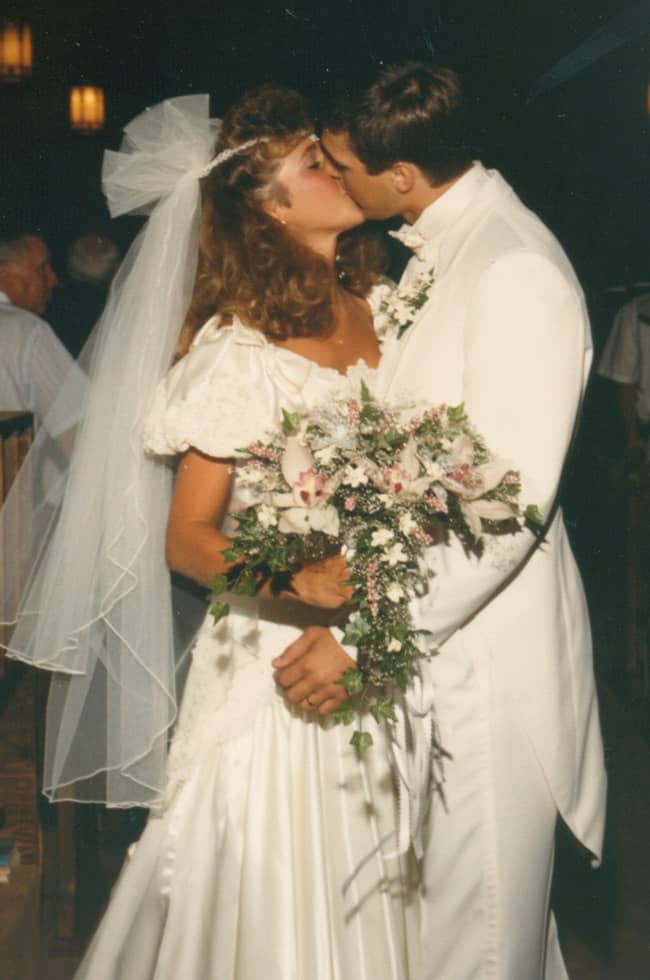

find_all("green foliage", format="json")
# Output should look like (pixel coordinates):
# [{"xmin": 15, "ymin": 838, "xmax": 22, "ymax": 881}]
[
  {"xmin": 210, "ymin": 600, "xmax": 230, "ymax": 623},
  {"xmin": 369, "ymin": 696, "xmax": 398, "ymax": 724},
  {"xmin": 338, "ymin": 668, "xmax": 364, "ymax": 697},
  {"xmin": 281, "ymin": 409, "xmax": 302, "ymax": 435},
  {"xmin": 331, "ymin": 702, "xmax": 356, "ymax": 725},
  {"xmin": 351, "ymin": 730, "xmax": 374, "ymax": 755},
  {"xmin": 524, "ymin": 504, "xmax": 544, "ymax": 528}
]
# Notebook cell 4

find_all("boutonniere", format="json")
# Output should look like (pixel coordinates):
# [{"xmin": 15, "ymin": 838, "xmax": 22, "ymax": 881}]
[{"xmin": 374, "ymin": 266, "xmax": 436, "ymax": 340}]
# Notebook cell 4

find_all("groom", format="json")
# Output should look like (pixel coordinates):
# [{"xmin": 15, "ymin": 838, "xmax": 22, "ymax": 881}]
[{"xmin": 273, "ymin": 62, "xmax": 606, "ymax": 978}]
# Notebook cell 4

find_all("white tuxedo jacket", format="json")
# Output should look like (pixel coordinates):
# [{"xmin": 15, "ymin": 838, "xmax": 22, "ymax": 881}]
[{"xmin": 378, "ymin": 163, "xmax": 606, "ymax": 861}]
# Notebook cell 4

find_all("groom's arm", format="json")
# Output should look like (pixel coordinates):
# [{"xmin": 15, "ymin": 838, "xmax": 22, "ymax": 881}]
[{"xmin": 411, "ymin": 249, "xmax": 591, "ymax": 646}]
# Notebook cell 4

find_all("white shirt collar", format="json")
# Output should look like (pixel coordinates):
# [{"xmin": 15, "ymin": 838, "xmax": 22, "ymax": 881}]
[{"xmin": 390, "ymin": 162, "xmax": 491, "ymax": 260}]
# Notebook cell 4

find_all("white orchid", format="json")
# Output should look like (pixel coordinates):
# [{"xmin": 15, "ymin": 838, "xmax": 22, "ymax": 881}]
[{"xmin": 275, "ymin": 435, "xmax": 340, "ymax": 536}]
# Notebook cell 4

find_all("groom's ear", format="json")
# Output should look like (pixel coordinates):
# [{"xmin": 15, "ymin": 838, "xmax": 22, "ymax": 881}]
[{"xmin": 389, "ymin": 163, "xmax": 417, "ymax": 195}]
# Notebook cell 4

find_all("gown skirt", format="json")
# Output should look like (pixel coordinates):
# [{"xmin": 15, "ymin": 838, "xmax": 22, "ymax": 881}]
[{"xmin": 74, "ymin": 597, "xmax": 414, "ymax": 979}]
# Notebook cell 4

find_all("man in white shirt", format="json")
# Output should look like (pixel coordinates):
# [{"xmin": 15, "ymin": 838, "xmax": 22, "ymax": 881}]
[
  {"xmin": 598, "ymin": 291, "xmax": 650, "ymax": 461},
  {"xmin": 275, "ymin": 63, "xmax": 606, "ymax": 979},
  {"xmin": 0, "ymin": 230, "xmax": 77, "ymax": 434}
]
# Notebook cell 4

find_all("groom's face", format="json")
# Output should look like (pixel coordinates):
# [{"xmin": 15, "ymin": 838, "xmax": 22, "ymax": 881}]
[{"xmin": 321, "ymin": 130, "xmax": 400, "ymax": 221}]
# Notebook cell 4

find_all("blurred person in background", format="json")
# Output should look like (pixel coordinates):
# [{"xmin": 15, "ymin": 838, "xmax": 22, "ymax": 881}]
[
  {"xmin": 48, "ymin": 232, "xmax": 121, "ymax": 356},
  {"xmin": 0, "ymin": 228, "xmax": 78, "ymax": 435}
]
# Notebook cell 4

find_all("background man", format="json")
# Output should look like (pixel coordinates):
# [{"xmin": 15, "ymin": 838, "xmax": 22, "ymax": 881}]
[
  {"xmin": 274, "ymin": 63, "xmax": 606, "ymax": 979},
  {"xmin": 0, "ymin": 229, "xmax": 79, "ymax": 435}
]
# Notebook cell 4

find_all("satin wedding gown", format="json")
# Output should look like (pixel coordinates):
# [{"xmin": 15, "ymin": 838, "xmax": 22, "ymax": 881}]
[{"xmin": 74, "ymin": 313, "xmax": 414, "ymax": 980}]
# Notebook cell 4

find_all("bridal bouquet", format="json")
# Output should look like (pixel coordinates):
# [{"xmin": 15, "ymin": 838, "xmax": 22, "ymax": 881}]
[{"xmin": 212, "ymin": 383, "xmax": 541, "ymax": 751}]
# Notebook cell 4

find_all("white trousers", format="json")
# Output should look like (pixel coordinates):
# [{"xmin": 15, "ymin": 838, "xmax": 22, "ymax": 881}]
[{"xmin": 415, "ymin": 634, "xmax": 570, "ymax": 980}]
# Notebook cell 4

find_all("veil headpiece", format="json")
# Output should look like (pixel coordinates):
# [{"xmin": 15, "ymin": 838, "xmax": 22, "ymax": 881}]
[{"xmin": 0, "ymin": 95, "xmax": 224, "ymax": 807}]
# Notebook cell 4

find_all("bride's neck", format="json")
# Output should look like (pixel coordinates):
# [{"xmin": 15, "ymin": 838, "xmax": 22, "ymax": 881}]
[{"xmin": 291, "ymin": 230, "xmax": 338, "ymax": 267}]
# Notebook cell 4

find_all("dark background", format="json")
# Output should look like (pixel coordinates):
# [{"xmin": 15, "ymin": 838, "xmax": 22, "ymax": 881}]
[{"xmin": 1, "ymin": 0, "xmax": 650, "ymax": 296}]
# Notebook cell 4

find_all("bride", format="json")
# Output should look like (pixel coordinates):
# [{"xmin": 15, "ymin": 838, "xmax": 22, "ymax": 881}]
[{"xmin": 7, "ymin": 86, "xmax": 414, "ymax": 977}]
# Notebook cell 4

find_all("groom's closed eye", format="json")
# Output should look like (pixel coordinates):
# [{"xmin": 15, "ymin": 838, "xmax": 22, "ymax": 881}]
[{"xmin": 321, "ymin": 146, "xmax": 347, "ymax": 173}]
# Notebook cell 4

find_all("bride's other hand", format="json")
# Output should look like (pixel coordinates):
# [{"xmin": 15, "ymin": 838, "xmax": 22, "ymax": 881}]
[
  {"xmin": 288, "ymin": 553, "xmax": 353, "ymax": 609},
  {"xmin": 272, "ymin": 626, "xmax": 354, "ymax": 715}
]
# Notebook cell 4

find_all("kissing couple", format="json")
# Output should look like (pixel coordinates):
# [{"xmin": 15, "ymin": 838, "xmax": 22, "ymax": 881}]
[{"xmin": 8, "ymin": 62, "xmax": 605, "ymax": 980}]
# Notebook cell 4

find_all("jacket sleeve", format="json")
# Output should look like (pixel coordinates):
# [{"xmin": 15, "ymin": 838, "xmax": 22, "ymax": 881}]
[{"xmin": 412, "ymin": 249, "xmax": 592, "ymax": 647}]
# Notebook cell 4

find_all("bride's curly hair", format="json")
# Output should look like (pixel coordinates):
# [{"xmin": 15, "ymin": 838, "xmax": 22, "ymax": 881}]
[{"xmin": 178, "ymin": 85, "xmax": 386, "ymax": 357}]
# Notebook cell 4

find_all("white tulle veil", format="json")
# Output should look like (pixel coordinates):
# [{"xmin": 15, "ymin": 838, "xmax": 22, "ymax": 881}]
[{"xmin": 0, "ymin": 95, "xmax": 220, "ymax": 807}]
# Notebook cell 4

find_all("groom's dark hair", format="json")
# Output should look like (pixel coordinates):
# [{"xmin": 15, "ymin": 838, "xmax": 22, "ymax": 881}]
[{"xmin": 329, "ymin": 62, "xmax": 472, "ymax": 186}]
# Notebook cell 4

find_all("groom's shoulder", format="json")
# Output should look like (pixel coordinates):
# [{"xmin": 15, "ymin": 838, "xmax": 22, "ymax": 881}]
[{"xmin": 458, "ymin": 170, "xmax": 577, "ymax": 284}]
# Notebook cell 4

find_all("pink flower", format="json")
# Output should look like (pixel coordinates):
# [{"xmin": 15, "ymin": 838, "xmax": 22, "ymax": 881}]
[
  {"xmin": 346, "ymin": 399, "xmax": 360, "ymax": 424},
  {"xmin": 426, "ymin": 496, "xmax": 449, "ymax": 515},
  {"xmin": 380, "ymin": 464, "xmax": 412, "ymax": 494},
  {"xmin": 294, "ymin": 468, "xmax": 327, "ymax": 507},
  {"xmin": 344, "ymin": 495, "xmax": 357, "ymax": 512}
]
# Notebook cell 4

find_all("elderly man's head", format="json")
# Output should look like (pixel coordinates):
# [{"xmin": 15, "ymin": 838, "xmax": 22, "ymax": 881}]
[{"xmin": 0, "ymin": 233, "xmax": 58, "ymax": 315}]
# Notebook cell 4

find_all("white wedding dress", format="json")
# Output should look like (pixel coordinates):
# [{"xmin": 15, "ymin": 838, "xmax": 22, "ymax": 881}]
[{"xmin": 74, "ymin": 313, "xmax": 414, "ymax": 980}]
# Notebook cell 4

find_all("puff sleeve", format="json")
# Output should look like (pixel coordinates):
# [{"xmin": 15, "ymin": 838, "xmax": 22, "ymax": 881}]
[{"xmin": 143, "ymin": 318, "xmax": 289, "ymax": 459}]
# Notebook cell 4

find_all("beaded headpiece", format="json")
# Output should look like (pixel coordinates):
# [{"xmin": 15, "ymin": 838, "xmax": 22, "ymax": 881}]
[{"xmin": 199, "ymin": 132, "xmax": 318, "ymax": 178}]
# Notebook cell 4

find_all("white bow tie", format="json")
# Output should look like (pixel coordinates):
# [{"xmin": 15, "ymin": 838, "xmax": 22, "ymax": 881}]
[{"xmin": 389, "ymin": 226, "xmax": 430, "ymax": 255}]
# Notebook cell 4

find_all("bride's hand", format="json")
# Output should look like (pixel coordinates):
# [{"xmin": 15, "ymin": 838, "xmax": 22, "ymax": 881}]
[
  {"xmin": 272, "ymin": 626, "xmax": 354, "ymax": 715},
  {"xmin": 287, "ymin": 553, "xmax": 353, "ymax": 609}
]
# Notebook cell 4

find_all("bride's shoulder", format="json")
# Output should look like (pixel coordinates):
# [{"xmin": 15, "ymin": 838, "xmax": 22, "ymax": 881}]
[{"xmin": 143, "ymin": 315, "xmax": 276, "ymax": 458}]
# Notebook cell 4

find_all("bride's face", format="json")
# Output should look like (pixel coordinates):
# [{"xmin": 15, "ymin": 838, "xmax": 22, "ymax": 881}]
[{"xmin": 264, "ymin": 135, "xmax": 364, "ymax": 242}]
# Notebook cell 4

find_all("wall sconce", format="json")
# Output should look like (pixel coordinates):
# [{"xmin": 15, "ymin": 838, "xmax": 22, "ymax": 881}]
[
  {"xmin": 0, "ymin": 19, "xmax": 33, "ymax": 81},
  {"xmin": 70, "ymin": 86, "xmax": 105, "ymax": 133}
]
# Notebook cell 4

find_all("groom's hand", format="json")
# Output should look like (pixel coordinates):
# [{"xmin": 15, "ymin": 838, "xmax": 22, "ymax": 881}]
[
  {"xmin": 272, "ymin": 626, "xmax": 354, "ymax": 715},
  {"xmin": 288, "ymin": 553, "xmax": 353, "ymax": 609}
]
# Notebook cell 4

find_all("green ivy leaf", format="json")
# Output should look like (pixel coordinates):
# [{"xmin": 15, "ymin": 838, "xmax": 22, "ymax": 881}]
[
  {"xmin": 210, "ymin": 600, "xmax": 230, "ymax": 623},
  {"xmin": 210, "ymin": 573, "xmax": 228, "ymax": 596},
  {"xmin": 524, "ymin": 504, "xmax": 544, "ymax": 528},
  {"xmin": 446, "ymin": 403, "xmax": 466, "ymax": 423},
  {"xmin": 342, "ymin": 617, "xmax": 370, "ymax": 646},
  {"xmin": 351, "ymin": 730, "xmax": 374, "ymax": 754},
  {"xmin": 337, "ymin": 667, "xmax": 364, "ymax": 697},
  {"xmin": 369, "ymin": 696, "xmax": 398, "ymax": 724},
  {"xmin": 331, "ymin": 702, "xmax": 356, "ymax": 725},
  {"xmin": 281, "ymin": 409, "xmax": 302, "ymax": 435}
]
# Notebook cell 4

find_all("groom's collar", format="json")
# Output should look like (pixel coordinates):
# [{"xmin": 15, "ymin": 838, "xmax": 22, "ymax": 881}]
[{"xmin": 389, "ymin": 162, "xmax": 494, "ymax": 263}]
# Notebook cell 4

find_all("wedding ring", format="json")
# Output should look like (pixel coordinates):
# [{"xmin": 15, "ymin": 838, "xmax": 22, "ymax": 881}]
[{"xmin": 306, "ymin": 696, "xmax": 317, "ymax": 708}]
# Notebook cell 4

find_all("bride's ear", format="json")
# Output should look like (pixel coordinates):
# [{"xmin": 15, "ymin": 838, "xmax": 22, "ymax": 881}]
[
  {"xmin": 390, "ymin": 163, "xmax": 417, "ymax": 195},
  {"xmin": 262, "ymin": 200, "xmax": 288, "ymax": 225}
]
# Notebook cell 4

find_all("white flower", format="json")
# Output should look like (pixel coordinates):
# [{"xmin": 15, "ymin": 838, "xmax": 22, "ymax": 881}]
[
  {"xmin": 314, "ymin": 445, "xmax": 338, "ymax": 465},
  {"xmin": 238, "ymin": 466, "xmax": 267, "ymax": 486},
  {"xmin": 343, "ymin": 464, "xmax": 369, "ymax": 488},
  {"xmin": 257, "ymin": 504, "xmax": 277, "ymax": 528},
  {"xmin": 378, "ymin": 493, "xmax": 396, "ymax": 508},
  {"xmin": 387, "ymin": 638, "xmax": 403, "ymax": 653},
  {"xmin": 386, "ymin": 583, "xmax": 405, "ymax": 603},
  {"xmin": 383, "ymin": 543, "xmax": 408, "ymax": 566},
  {"xmin": 278, "ymin": 505, "xmax": 340, "ymax": 537},
  {"xmin": 399, "ymin": 513, "xmax": 418, "ymax": 535},
  {"xmin": 371, "ymin": 528, "xmax": 394, "ymax": 547}
]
